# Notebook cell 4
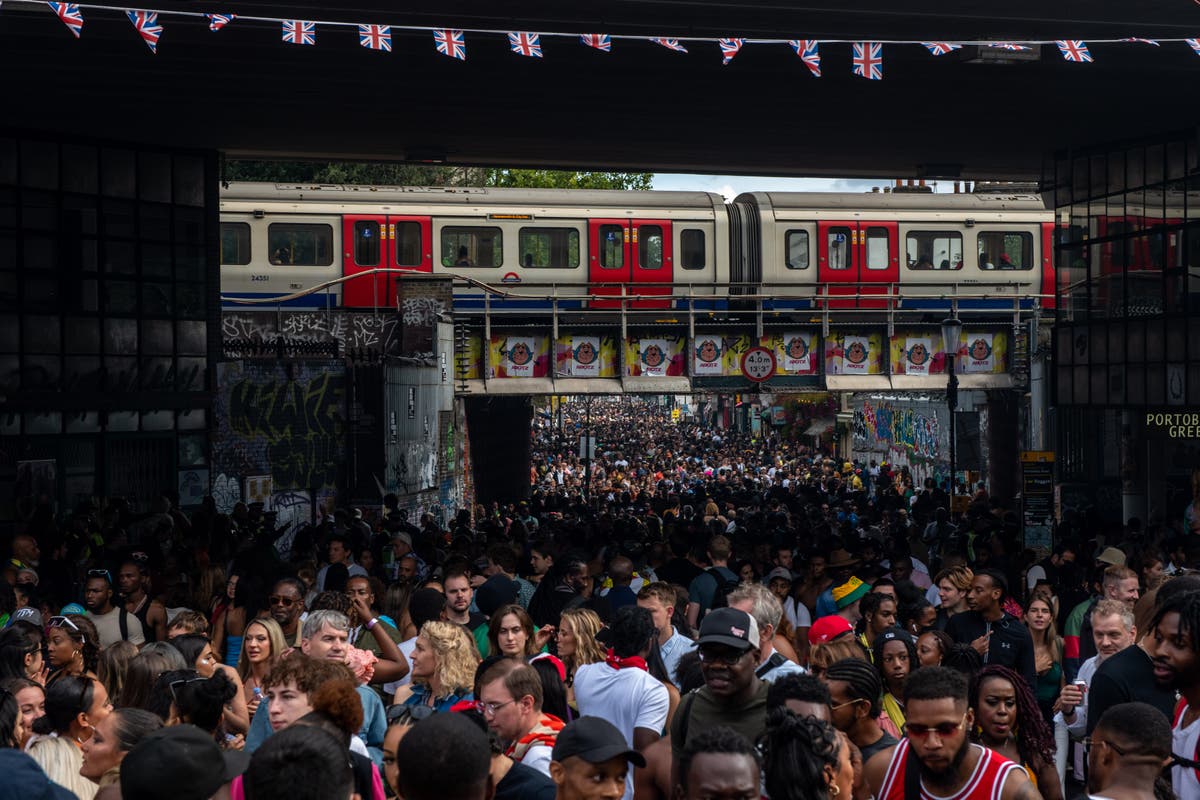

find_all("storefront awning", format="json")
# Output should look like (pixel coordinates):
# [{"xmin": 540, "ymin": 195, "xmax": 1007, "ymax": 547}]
[{"xmin": 805, "ymin": 418, "xmax": 836, "ymax": 436}]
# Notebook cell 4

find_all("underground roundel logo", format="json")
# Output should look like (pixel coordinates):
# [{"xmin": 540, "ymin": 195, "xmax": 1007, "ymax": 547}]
[{"xmin": 501, "ymin": 272, "xmax": 521, "ymax": 284}]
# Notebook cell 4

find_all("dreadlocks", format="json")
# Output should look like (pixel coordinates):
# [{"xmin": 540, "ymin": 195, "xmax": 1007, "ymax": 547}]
[
  {"xmin": 759, "ymin": 707, "xmax": 841, "ymax": 800},
  {"xmin": 1148, "ymin": 587, "xmax": 1200, "ymax": 652},
  {"xmin": 971, "ymin": 665, "xmax": 1055, "ymax": 768}
]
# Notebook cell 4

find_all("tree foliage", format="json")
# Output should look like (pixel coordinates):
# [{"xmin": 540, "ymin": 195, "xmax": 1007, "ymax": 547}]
[{"xmin": 223, "ymin": 160, "xmax": 653, "ymax": 191}]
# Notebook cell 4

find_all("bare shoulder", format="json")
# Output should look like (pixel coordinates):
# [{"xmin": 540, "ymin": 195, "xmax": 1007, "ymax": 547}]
[
  {"xmin": 1001, "ymin": 765, "xmax": 1044, "ymax": 800},
  {"xmin": 863, "ymin": 744, "xmax": 897, "ymax": 795}
]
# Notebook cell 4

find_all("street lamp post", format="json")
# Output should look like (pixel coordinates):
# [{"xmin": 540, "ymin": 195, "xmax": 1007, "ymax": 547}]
[{"xmin": 941, "ymin": 316, "xmax": 962, "ymax": 498}]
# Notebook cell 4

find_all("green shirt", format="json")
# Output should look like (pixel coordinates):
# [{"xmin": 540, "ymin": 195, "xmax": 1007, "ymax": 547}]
[{"xmin": 670, "ymin": 680, "xmax": 769, "ymax": 761}]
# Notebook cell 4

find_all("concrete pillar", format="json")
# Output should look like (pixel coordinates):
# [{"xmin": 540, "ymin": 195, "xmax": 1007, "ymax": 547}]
[
  {"xmin": 465, "ymin": 396, "xmax": 532, "ymax": 505},
  {"xmin": 986, "ymin": 390, "xmax": 1020, "ymax": 502},
  {"xmin": 1120, "ymin": 410, "xmax": 1147, "ymax": 526}
]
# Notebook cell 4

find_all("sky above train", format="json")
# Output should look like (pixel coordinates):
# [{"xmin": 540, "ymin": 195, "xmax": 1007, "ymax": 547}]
[{"xmin": 651, "ymin": 174, "xmax": 953, "ymax": 200}]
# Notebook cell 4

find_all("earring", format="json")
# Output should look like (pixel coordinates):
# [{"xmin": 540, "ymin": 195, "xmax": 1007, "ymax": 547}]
[{"xmin": 829, "ymin": 783, "xmax": 840, "ymax": 797}]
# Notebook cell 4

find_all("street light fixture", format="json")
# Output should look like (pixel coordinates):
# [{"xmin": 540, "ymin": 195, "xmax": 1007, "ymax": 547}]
[{"xmin": 941, "ymin": 316, "xmax": 962, "ymax": 497}]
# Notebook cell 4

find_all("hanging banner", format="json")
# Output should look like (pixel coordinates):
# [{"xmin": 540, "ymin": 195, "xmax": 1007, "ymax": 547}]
[
  {"xmin": 825, "ymin": 332, "xmax": 885, "ymax": 375},
  {"xmin": 555, "ymin": 334, "xmax": 617, "ymax": 377},
  {"xmin": 780, "ymin": 331, "xmax": 814, "ymax": 373},
  {"xmin": 489, "ymin": 334, "xmax": 549, "ymax": 378},
  {"xmin": 569, "ymin": 335, "xmax": 601, "ymax": 376},
  {"xmin": 841, "ymin": 335, "xmax": 872, "ymax": 373},
  {"xmin": 639, "ymin": 338, "xmax": 670, "ymax": 376},
  {"xmin": 693, "ymin": 336, "xmax": 724, "ymax": 376},
  {"xmin": 962, "ymin": 333, "xmax": 995, "ymax": 373},
  {"xmin": 904, "ymin": 337, "xmax": 933, "ymax": 376},
  {"xmin": 625, "ymin": 335, "xmax": 685, "ymax": 377}
]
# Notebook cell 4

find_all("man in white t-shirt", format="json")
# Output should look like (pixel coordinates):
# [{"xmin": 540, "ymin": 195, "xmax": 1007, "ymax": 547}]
[
  {"xmin": 573, "ymin": 605, "xmax": 669, "ymax": 800},
  {"xmin": 83, "ymin": 569, "xmax": 145, "ymax": 647}
]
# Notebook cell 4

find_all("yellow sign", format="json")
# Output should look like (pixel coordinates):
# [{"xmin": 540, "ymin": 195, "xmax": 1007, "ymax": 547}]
[
  {"xmin": 671, "ymin": 409, "xmax": 680, "ymax": 421},
  {"xmin": 1146, "ymin": 413, "xmax": 1200, "ymax": 439},
  {"xmin": 1020, "ymin": 451, "xmax": 1055, "ymax": 463}
]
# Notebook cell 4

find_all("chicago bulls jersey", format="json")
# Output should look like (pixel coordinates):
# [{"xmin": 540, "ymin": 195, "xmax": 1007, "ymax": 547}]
[{"xmin": 877, "ymin": 739, "xmax": 1023, "ymax": 800}]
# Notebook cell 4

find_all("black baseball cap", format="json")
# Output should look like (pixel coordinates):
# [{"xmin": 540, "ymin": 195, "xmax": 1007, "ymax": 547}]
[
  {"xmin": 696, "ymin": 607, "xmax": 760, "ymax": 651},
  {"xmin": 121, "ymin": 725, "xmax": 245, "ymax": 800},
  {"xmin": 552, "ymin": 716, "xmax": 647, "ymax": 768}
]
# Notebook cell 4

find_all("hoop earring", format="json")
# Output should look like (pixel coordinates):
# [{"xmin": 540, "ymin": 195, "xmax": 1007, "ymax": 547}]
[{"xmin": 829, "ymin": 783, "xmax": 840, "ymax": 797}]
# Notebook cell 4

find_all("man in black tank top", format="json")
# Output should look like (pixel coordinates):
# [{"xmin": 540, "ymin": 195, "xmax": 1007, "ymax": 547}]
[{"xmin": 118, "ymin": 557, "xmax": 167, "ymax": 642}]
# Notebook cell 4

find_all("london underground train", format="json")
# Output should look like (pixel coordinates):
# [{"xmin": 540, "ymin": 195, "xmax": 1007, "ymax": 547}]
[{"xmin": 219, "ymin": 182, "xmax": 1056, "ymax": 313}]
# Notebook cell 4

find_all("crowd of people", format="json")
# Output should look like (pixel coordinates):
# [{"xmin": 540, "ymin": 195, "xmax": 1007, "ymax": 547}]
[{"xmin": 0, "ymin": 395, "xmax": 1198, "ymax": 800}]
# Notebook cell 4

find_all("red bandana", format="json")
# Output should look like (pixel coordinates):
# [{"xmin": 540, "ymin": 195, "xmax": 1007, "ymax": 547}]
[{"xmin": 605, "ymin": 648, "xmax": 648, "ymax": 671}]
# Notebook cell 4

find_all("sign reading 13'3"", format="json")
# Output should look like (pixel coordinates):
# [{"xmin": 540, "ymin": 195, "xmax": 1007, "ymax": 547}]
[{"xmin": 740, "ymin": 346, "xmax": 776, "ymax": 382}]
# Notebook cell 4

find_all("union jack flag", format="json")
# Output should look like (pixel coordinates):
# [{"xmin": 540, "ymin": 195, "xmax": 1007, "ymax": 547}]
[
  {"xmin": 433, "ymin": 29, "xmax": 466, "ymax": 60},
  {"xmin": 788, "ymin": 40, "xmax": 821, "ymax": 77},
  {"xmin": 126, "ymin": 10, "xmax": 161, "ymax": 53},
  {"xmin": 1120, "ymin": 38, "xmax": 1159, "ymax": 45},
  {"xmin": 580, "ymin": 34, "xmax": 611, "ymax": 52},
  {"xmin": 988, "ymin": 42, "xmax": 1031, "ymax": 51},
  {"xmin": 1187, "ymin": 38, "xmax": 1200, "ymax": 55},
  {"xmin": 359, "ymin": 24, "xmax": 391, "ymax": 52},
  {"xmin": 46, "ymin": 2, "xmax": 83, "ymax": 38},
  {"xmin": 282, "ymin": 20, "xmax": 315, "ymax": 46},
  {"xmin": 206, "ymin": 14, "xmax": 235, "ymax": 32},
  {"xmin": 719, "ymin": 38, "xmax": 744, "ymax": 64},
  {"xmin": 922, "ymin": 42, "xmax": 961, "ymax": 56},
  {"xmin": 852, "ymin": 41, "xmax": 882, "ymax": 80},
  {"xmin": 508, "ymin": 32, "xmax": 542, "ymax": 57},
  {"xmin": 1056, "ymin": 40, "xmax": 1092, "ymax": 62},
  {"xmin": 650, "ymin": 38, "xmax": 688, "ymax": 53}
]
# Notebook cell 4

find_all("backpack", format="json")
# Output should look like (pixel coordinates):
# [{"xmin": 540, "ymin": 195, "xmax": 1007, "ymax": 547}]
[{"xmin": 706, "ymin": 566, "xmax": 741, "ymax": 612}]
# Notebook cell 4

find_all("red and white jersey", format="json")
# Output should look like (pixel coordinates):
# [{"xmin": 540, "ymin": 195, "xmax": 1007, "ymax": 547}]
[
  {"xmin": 877, "ymin": 740, "xmax": 1023, "ymax": 800},
  {"xmin": 1172, "ymin": 702, "xmax": 1200, "ymax": 800}
]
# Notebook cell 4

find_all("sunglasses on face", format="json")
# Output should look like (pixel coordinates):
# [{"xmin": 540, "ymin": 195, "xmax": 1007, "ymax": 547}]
[
  {"xmin": 697, "ymin": 648, "xmax": 747, "ymax": 666},
  {"xmin": 903, "ymin": 713, "xmax": 968, "ymax": 739},
  {"xmin": 269, "ymin": 595, "xmax": 298, "ymax": 607}
]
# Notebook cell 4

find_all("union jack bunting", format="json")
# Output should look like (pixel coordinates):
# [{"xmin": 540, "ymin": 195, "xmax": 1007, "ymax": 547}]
[
  {"xmin": 580, "ymin": 34, "xmax": 611, "ymax": 52},
  {"xmin": 358, "ymin": 24, "xmax": 391, "ymax": 52},
  {"xmin": 126, "ymin": 10, "xmax": 161, "ymax": 53},
  {"xmin": 922, "ymin": 42, "xmax": 961, "ymax": 55},
  {"xmin": 1187, "ymin": 38, "xmax": 1200, "ymax": 55},
  {"xmin": 508, "ymin": 31, "xmax": 542, "ymax": 57},
  {"xmin": 1056, "ymin": 40, "xmax": 1092, "ymax": 62},
  {"xmin": 433, "ymin": 29, "xmax": 466, "ymax": 60},
  {"xmin": 650, "ymin": 38, "xmax": 688, "ymax": 53},
  {"xmin": 46, "ymin": 2, "xmax": 83, "ymax": 38},
  {"xmin": 788, "ymin": 40, "xmax": 821, "ymax": 77},
  {"xmin": 206, "ymin": 14, "xmax": 235, "ymax": 32},
  {"xmin": 988, "ymin": 42, "xmax": 1031, "ymax": 51},
  {"xmin": 1120, "ymin": 38, "xmax": 1159, "ymax": 45},
  {"xmin": 852, "ymin": 41, "xmax": 882, "ymax": 80},
  {"xmin": 719, "ymin": 38, "xmax": 745, "ymax": 64},
  {"xmin": 282, "ymin": 20, "xmax": 315, "ymax": 46}
]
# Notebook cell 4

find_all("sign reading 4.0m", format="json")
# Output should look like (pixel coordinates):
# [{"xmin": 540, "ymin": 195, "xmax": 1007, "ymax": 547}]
[{"xmin": 740, "ymin": 346, "xmax": 777, "ymax": 382}]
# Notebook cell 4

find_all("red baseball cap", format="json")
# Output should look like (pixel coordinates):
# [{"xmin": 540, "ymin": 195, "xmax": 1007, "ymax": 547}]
[{"xmin": 808, "ymin": 615, "xmax": 854, "ymax": 646}]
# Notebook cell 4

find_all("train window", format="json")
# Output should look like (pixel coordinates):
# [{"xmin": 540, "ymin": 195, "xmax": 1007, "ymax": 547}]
[
  {"xmin": 441, "ymin": 226, "xmax": 502, "ymax": 268},
  {"xmin": 906, "ymin": 231, "xmax": 963, "ymax": 270},
  {"xmin": 394, "ymin": 222, "xmax": 422, "ymax": 266},
  {"xmin": 827, "ymin": 227, "xmax": 852, "ymax": 270},
  {"xmin": 785, "ymin": 230, "xmax": 809, "ymax": 269},
  {"xmin": 639, "ymin": 225, "xmax": 664, "ymax": 270},
  {"xmin": 680, "ymin": 229, "xmax": 706, "ymax": 270},
  {"xmin": 598, "ymin": 224, "xmax": 624, "ymax": 269},
  {"xmin": 267, "ymin": 223, "xmax": 333, "ymax": 266},
  {"xmin": 220, "ymin": 222, "xmax": 250, "ymax": 265},
  {"xmin": 518, "ymin": 227, "xmax": 580, "ymax": 268},
  {"xmin": 977, "ymin": 231, "xmax": 1033, "ymax": 270},
  {"xmin": 353, "ymin": 220, "xmax": 381, "ymax": 266},
  {"xmin": 864, "ymin": 227, "xmax": 890, "ymax": 270}
]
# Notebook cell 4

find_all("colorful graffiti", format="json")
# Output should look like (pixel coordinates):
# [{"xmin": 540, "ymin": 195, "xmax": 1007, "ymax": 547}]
[{"xmin": 853, "ymin": 399, "xmax": 942, "ymax": 462}]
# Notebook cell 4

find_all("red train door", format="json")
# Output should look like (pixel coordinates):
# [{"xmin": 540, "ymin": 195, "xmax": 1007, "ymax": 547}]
[
  {"xmin": 588, "ymin": 219, "xmax": 631, "ymax": 309},
  {"xmin": 631, "ymin": 220, "xmax": 672, "ymax": 309},
  {"xmin": 817, "ymin": 221, "xmax": 858, "ymax": 308},
  {"xmin": 343, "ymin": 215, "xmax": 387, "ymax": 308},
  {"xmin": 387, "ymin": 216, "xmax": 432, "ymax": 306},
  {"xmin": 859, "ymin": 221, "xmax": 899, "ymax": 309}
]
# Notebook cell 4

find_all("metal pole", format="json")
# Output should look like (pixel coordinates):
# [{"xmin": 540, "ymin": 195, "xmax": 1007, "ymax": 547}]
[
  {"xmin": 948, "ymin": 354, "xmax": 958, "ymax": 497},
  {"xmin": 584, "ymin": 396, "xmax": 592, "ymax": 507}
]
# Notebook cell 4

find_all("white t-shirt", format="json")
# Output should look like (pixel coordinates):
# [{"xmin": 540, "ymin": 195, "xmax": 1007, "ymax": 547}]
[
  {"xmin": 383, "ymin": 636, "xmax": 419, "ymax": 694},
  {"xmin": 1173, "ymin": 705, "xmax": 1200, "ymax": 800},
  {"xmin": 783, "ymin": 597, "xmax": 813, "ymax": 630},
  {"xmin": 90, "ymin": 605, "xmax": 145, "ymax": 648},
  {"xmin": 518, "ymin": 743, "xmax": 553, "ymax": 777},
  {"xmin": 574, "ymin": 662, "xmax": 669, "ymax": 800}
]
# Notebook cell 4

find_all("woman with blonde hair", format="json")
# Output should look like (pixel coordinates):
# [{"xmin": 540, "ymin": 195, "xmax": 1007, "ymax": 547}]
[
  {"xmin": 807, "ymin": 638, "xmax": 868, "ymax": 682},
  {"xmin": 555, "ymin": 608, "xmax": 604, "ymax": 705},
  {"xmin": 237, "ymin": 616, "xmax": 288, "ymax": 717},
  {"xmin": 393, "ymin": 620, "xmax": 478, "ymax": 712},
  {"xmin": 96, "ymin": 640, "xmax": 137, "ymax": 705}
]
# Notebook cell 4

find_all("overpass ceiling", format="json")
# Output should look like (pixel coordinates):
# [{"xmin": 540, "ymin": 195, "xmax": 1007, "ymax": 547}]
[{"xmin": 3, "ymin": 1, "xmax": 1200, "ymax": 179}]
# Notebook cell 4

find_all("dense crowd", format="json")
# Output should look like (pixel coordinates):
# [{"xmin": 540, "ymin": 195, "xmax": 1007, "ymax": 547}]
[{"xmin": 0, "ymin": 395, "xmax": 1198, "ymax": 800}]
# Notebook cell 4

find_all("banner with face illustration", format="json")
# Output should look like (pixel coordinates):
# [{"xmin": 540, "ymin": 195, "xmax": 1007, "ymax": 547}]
[
  {"xmin": 779, "ymin": 331, "xmax": 813, "ymax": 373},
  {"xmin": 569, "ymin": 335, "xmax": 601, "ymax": 376},
  {"xmin": 625, "ymin": 336, "xmax": 685, "ymax": 377},
  {"xmin": 554, "ymin": 335, "xmax": 617, "ymax": 377},
  {"xmin": 692, "ymin": 336, "xmax": 724, "ymax": 376},
  {"xmin": 825, "ymin": 332, "xmax": 885, "ymax": 375},
  {"xmin": 841, "ymin": 335, "xmax": 871, "ymax": 374},
  {"xmin": 639, "ymin": 338, "xmax": 670, "ymax": 376},
  {"xmin": 488, "ymin": 335, "xmax": 550, "ymax": 378},
  {"xmin": 962, "ymin": 333, "xmax": 995, "ymax": 373},
  {"xmin": 904, "ymin": 337, "xmax": 933, "ymax": 376}
]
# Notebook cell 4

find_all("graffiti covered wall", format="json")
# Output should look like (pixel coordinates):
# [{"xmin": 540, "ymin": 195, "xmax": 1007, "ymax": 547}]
[
  {"xmin": 852, "ymin": 395, "xmax": 948, "ymax": 483},
  {"xmin": 212, "ymin": 360, "xmax": 347, "ymax": 512}
]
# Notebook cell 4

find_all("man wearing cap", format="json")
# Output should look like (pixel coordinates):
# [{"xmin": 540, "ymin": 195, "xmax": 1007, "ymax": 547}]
[
  {"xmin": 1063, "ymin": 563, "xmax": 1139, "ymax": 682},
  {"xmin": 945, "ymin": 569, "xmax": 1036, "ymax": 690},
  {"xmin": 669, "ymin": 608, "xmax": 767, "ymax": 773},
  {"xmin": 549, "ymin": 716, "xmax": 647, "ymax": 800},
  {"xmin": 815, "ymin": 549, "xmax": 860, "ymax": 618},
  {"xmin": 389, "ymin": 529, "xmax": 427, "ymax": 583},
  {"xmin": 808, "ymin": 615, "xmax": 855, "ymax": 648},
  {"xmin": 832, "ymin": 576, "xmax": 870, "ymax": 627}
]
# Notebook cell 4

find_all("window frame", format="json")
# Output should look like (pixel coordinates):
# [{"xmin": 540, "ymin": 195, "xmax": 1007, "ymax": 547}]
[
  {"xmin": 220, "ymin": 221, "xmax": 251, "ymax": 266},
  {"xmin": 904, "ymin": 229, "xmax": 965, "ymax": 271},
  {"xmin": 680, "ymin": 228, "xmax": 706, "ymax": 271},
  {"xmin": 784, "ymin": 229, "xmax": 810, "ymax": 270},
  {"xmin": 440, "ymin": 225, "xmax": 504, "ymax": 269},
  {"xmin": 864, "ymin": 226, "xmax": 890, "ymax": 271},
  {"xmin": 976, "ymin": 229, "xmax": 1035, "ymax": 271},
  {"xmin": 393, "ymin": 220, "xmax": 423, "ymax": 267},
  {"xmin": 638, "ymin": 224, "xmax": 665, "ymax": 270},
  {"xmin": 517, "ymin": 226, "xmax": 581, "ymax": 269},
  {"xmin": 266, "ymin": 222, "xmax": 334, "ymax": 267},
  {"xmin": 352, "ymin": 219, "xmax": 382, "ymax": 267}
]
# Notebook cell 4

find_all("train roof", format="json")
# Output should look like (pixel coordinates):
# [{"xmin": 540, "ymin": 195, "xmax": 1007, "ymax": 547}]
[
  {"xmin": 737, "ymin": 191, "xmax": 1048, "ymax": 212},
  {"xmin": 220, "ymin": 182, "xmax": 724, "ymax": 209}
]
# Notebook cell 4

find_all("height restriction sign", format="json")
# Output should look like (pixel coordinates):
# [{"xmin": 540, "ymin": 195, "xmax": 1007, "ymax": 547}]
[{"xmin": 740, "ymin": 346, "xmax": 776, "ymax": 382}]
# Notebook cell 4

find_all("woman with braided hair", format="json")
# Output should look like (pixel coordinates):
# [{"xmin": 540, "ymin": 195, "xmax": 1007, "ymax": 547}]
[
  {"xmin": 759, "ymin": 707, "xmax": 855, "ymax": 800},
  {"xmin": 970, "ymin": 664, "xmax": 1063, "ymax": 800}
]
